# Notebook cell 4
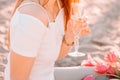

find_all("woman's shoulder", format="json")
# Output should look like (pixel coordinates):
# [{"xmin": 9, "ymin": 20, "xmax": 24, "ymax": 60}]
[{"xmin": 17, "ymin": 1, "xmax": 48, "ymax": 27}]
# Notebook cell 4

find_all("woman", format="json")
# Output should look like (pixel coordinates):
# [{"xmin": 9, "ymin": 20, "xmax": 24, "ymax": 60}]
[{"xmin": 5, "ymin": 0, "xmax": 90, "ymax": 80}]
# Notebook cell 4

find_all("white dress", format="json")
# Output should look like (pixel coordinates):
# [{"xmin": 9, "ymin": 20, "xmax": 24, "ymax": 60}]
[{"xmin": 4, "ymin": 1, "xmax": 65, "ymax": 80}]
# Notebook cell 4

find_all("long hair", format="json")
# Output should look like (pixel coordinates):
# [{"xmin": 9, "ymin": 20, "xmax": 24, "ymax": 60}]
[{"xmin": 7, "ymin": 0, "xmax": 80, "ymax": 47}]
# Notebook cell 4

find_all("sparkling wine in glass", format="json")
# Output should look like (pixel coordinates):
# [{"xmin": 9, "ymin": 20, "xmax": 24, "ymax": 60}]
[{"xmin": 68, "ymin": 2, "xmax": 86, "ymax": 57}]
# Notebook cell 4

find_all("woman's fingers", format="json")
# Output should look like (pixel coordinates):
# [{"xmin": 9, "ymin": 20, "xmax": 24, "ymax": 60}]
[
  {"xmin": 66, "ymin": 18, "xmax": 91, "ymax": 37},
  {"xmin": 77, "ymin": 18, "xmax": 91, "ymax": 36},
  {"xmin": 76, "ymin": 18, "xmax": 88, "ymax": 30},
  {"xmin": 79, "ymin": 27, "xmax": 91, "ymax": 36}
]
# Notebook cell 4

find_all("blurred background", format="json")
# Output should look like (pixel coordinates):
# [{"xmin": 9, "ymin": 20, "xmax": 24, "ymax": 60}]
[{"xmin": 0, "ymin": 0, "xmax": 120, "ymax": 79}]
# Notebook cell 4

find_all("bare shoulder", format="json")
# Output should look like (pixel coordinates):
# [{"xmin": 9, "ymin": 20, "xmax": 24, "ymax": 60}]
[{"xmin": 18, "ymin": 2, "xmax": 48, "ymax": 27}]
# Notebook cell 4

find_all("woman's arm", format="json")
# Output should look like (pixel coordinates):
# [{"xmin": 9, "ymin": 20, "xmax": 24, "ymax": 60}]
[
  {"xmin": 10, "ymin": 3, "xmax": 47, "ymax": 79},
  {"xmin": 57, "ymin": 37, "xmax": 72, "ymax": 60},
  {"xmin": 10, "ymin": 50, "xmax": 35, "ymax": 80},
  {"xmin": 57, "ymin": 30, "xmax": 74, "ymax": 60},
  {"xmin": 57, "ymin": 19, "xmax": 90, "ymax": 60},
  {"xmin": 57, "ymin": 39, "xmax": 73, "ymax": 60}
]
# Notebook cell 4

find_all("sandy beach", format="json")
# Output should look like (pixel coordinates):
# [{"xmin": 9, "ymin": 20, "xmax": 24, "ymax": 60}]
[{"xmin": 0, "ymin": 0, "xmax": 120, "ymax": 79}]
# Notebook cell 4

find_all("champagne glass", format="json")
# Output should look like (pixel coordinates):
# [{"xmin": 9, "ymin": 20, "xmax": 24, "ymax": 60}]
[{"xmin": 68, "ymin": 2, "xmax": 86, "ymax": 57}]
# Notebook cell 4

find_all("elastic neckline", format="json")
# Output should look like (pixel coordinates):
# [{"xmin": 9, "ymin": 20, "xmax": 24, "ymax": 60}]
[
  {"xmin": 17, "ymin": 1, "xmax": 63, "ymax": 23},
  {"xmin": 16, "ymin": 8, "xmax": 64, "ymax": 29}
]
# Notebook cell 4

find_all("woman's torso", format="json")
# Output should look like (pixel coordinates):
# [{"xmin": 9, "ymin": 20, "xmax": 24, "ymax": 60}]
[{"xmin": 5, "ymin": 1, "xmax": 65, "ymax": 80}]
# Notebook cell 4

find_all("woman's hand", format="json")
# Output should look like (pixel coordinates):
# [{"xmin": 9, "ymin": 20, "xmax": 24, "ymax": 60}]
[{"xmin": 65, "ymin": 18, "xmax": 91, "ymax": 43}]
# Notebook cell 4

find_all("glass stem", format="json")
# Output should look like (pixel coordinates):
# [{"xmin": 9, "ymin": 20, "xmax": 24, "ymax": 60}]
[{"xmin": 74, "ymin": 33, "xmax": 80, "ymax": 52}]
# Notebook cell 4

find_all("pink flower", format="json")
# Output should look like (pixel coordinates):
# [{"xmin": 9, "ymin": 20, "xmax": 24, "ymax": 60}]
[
  {"xmin": 82, "ymin": 75, "xmax": 95, "ymax": 80},
  {"xmin": 107, "ymin": 65, "xmax": 116, "ymax": 75},
  {"xmin": 116, "ymin": 63, "xmax": 120, "ymax": 71},
  {"xmin": 81, "ymin": 55, "xmax": 96, "ymax": 66},
  {"xmin": 81, "ymin": 51, "xmax": 120, "ymax": 79},
  {"xmin": 105, "ymin": 52, "xmax": 118, "ymax": 63},
  {"xmin": 95, "ymin": 63, "xmax": 108, "ymax": 74},
  {"xmin": 81, "ymin": 60, "xmax": 96, "ymax": 66}
]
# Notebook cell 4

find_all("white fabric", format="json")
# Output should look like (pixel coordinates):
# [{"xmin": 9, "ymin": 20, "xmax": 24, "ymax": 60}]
[
  {"xmin": 54, "ymin": 67, "xmax": 108, "ymax": 80},
  {"xmin": 4, "ymin": 2, "xmax": 65, "ymax": 80},
  {"xmin": 10, "ymin": 14, "xmax": 46, "ymax": 57}
]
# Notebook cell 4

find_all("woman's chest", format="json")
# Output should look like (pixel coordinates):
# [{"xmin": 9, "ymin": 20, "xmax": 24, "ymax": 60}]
[{"xmin": 37, "ymin": 24, "xmax": 65, "ymax": 62}]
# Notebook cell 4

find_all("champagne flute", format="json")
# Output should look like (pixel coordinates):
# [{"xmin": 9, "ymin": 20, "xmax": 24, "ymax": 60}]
[{"xmin": 68, "ymin": 2, "xmax": 86, "ymax": 57}]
